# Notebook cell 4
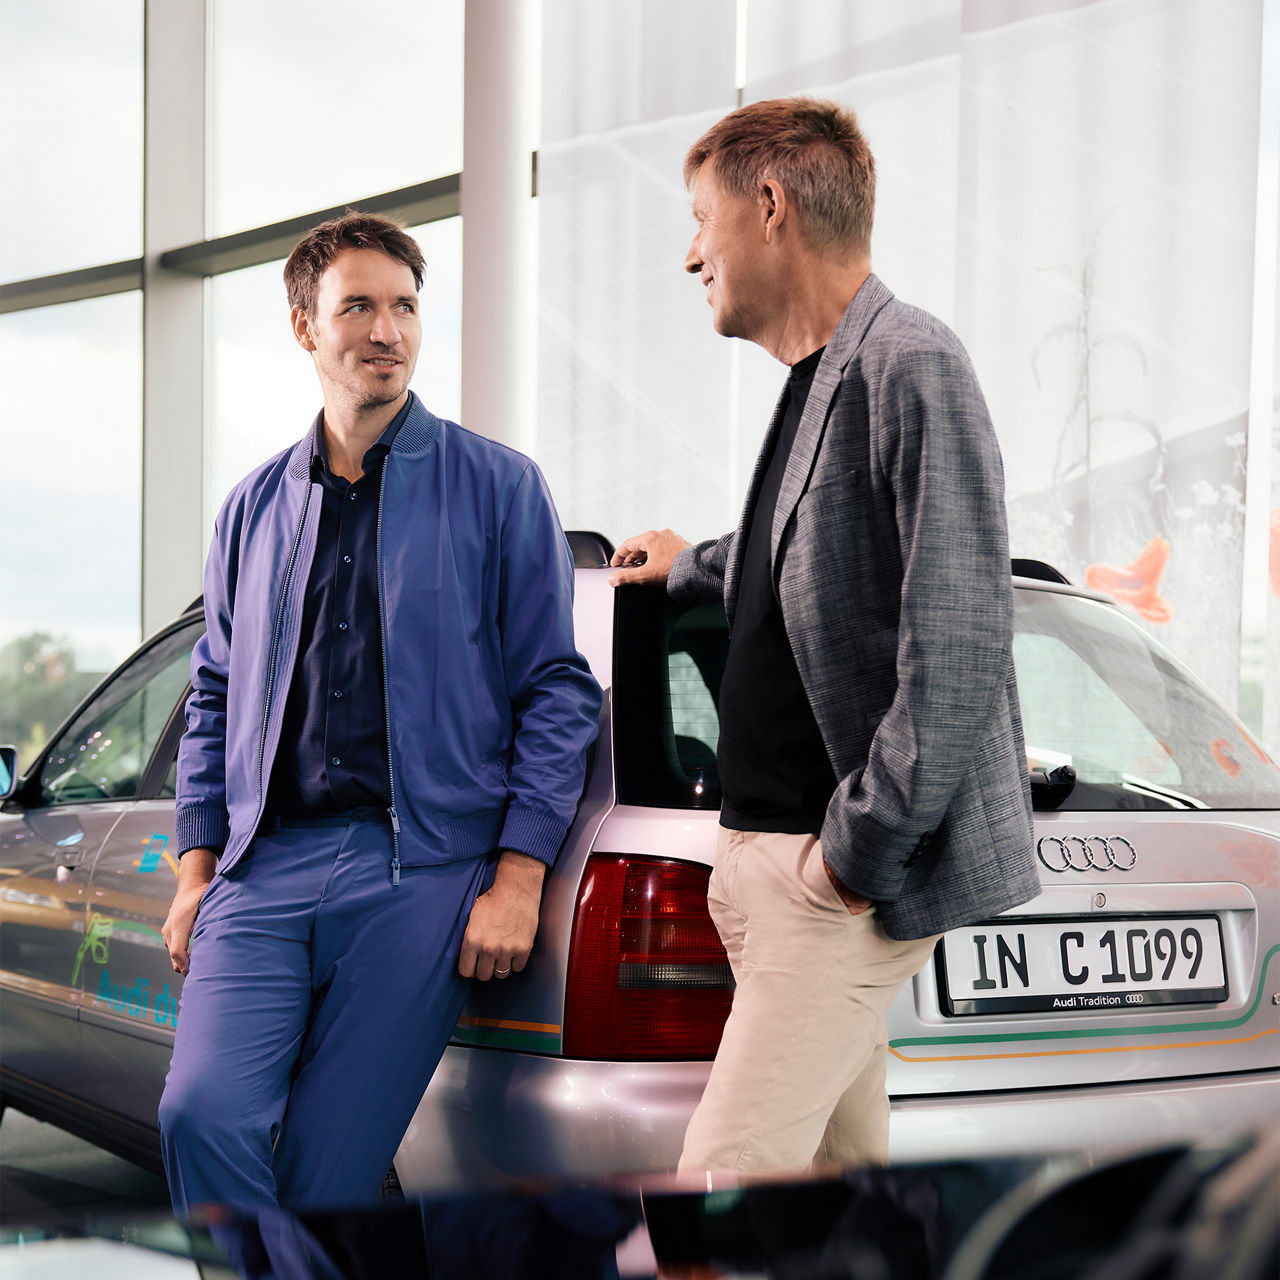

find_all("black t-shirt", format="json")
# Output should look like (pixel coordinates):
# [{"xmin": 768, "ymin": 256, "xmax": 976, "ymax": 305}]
[{"xmin": 718, "ymin": 348, "xmax": 837, "ymax": 834}]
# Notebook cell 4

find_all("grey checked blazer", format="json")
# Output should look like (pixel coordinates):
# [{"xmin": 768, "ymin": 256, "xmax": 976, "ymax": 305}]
[{"xmin": 670, "ymin": 276, "xmax": 1040, "ymax": 939}]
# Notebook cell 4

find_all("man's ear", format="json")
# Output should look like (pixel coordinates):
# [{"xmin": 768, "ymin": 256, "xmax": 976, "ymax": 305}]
[
  {"xmin": 760, "ymin": 179, "xmax": 787, "ymax": 243},
  {"xmin": 291, "ymin": 305, "xmax": 316, "ymax": 352}
]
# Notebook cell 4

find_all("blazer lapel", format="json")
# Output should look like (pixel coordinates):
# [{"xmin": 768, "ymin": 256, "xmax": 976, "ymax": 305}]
[{"xmin": 770, "ymin": 275, "xmax": 895, "ymax": 570}]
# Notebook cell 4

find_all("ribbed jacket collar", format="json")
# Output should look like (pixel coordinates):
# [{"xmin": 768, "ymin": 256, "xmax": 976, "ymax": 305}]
[{"xmin": 287, "ymin": 392, "xmax": 443, "ymax": 480}]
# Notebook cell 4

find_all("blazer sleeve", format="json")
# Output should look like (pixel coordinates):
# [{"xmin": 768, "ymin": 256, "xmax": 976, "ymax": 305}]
[
  {"xmin": 820, "ymin": 340, "xmax": 1017, "ymax": 903},
  {"xmin": 668, "ymin": 532, "xmax": 735, "ymax": 604}
]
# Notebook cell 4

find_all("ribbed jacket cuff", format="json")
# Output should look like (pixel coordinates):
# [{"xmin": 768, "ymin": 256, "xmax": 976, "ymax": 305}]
[
  {"xmin": 498, "ymin": 805, "xmax": 571, "ymax": 868},
  {"xmin": 176, "ymin": 803, "xmax": 229, "ymax": 857}
]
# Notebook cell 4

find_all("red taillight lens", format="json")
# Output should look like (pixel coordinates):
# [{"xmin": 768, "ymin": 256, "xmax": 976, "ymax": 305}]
[{"xmin": 563, "ymin": 854, "xmax": 734, "ymax": 1060}]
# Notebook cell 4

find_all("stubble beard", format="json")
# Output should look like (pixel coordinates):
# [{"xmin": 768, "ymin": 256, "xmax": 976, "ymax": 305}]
[
  {"xmin": 357, "ymin": 385, "xmax": 405, "ymax": 411},
  {"xmin": 352, "ymin": 360, "xmax": 411, "ymax": 412}
]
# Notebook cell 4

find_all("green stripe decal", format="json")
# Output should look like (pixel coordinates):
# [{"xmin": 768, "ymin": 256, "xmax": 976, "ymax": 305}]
[
  {"xmin": 890, "ymin": 943, "xmax": 1280, "ymax": 1050},
  {"xmin": 450, "ymin": 1025, "xmax": 563, "ymax": 1052}
]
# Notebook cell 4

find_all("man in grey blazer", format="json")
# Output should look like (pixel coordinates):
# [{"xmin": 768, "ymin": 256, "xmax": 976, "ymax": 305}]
[{"xmin": 610, "ymin": 97, "xmax": 1039, "ymax": 1175}]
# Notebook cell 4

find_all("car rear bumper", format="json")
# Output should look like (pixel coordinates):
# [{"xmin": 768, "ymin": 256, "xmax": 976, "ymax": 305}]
[
  {"xmin": 890, "ymin": 1069, "xmax": 1280, "ymax": 1163},
  {"xmin": 396, "ymin": 1047, "xmax": 703, "ymax": 1189},
  {"xmin": 396, "ymin": 1046, "xmax": 1279, "ymax": 1189},
  {"xmin": 890, "ymin": 1064, "xmax": 1280, "ymax": 1167}
]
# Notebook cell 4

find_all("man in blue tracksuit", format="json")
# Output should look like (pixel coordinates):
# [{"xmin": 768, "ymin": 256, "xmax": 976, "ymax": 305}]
[{"xmin": 157, "ymin": 212, "xmax": 601, "ymax": 1211}]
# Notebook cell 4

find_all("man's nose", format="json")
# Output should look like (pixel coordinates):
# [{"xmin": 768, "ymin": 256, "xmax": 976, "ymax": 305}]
[
  {"xmin": 369, "ymin": 309, "xmax": 401, "ymax": 345},
  {"xmin": 684, "ymin": 237, "xmax": 702, "ymax": 275}
]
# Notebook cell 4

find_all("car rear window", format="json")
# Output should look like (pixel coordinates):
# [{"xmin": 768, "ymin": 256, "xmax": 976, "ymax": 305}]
[
  {"xmin": 612, "ymin": 587, "xmax": 725, "ymax": 811},
  {"xmin": 612, "ymin": 582, "xmax": 1280, "ymax": 812},
  {"xmin": 1015, "ymin": 589, "xmax": 1280, "ymax": 810}
]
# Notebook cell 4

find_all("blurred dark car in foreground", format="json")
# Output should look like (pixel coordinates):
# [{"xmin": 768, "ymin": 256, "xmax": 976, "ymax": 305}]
[
  {"xmin": 3, "ymin": 1127, "xmax": 1275, "ymax": 1279},
  {"xmin": 1, "ymin": 543, "xmax": 1277, "ymax": 1189}
]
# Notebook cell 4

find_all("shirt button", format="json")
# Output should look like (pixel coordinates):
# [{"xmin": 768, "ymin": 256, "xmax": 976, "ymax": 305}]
[
  {"xmin": 343, "ymin": 554, "xmax": 352, "ymax": 564},
  {"xmin": 331, "ymin": 756, "xmax": 341, "ymax": 766},
  {"xmin": 337, "ymin": 622, "xmax": 349, "ymax": 632},
  {"xmin": 349, "ymin": 491, "xmax": 358, "ymax": 501},
  {"xmin": 334, "ymin": 690, "xmax": 343, "ymax": 699}
]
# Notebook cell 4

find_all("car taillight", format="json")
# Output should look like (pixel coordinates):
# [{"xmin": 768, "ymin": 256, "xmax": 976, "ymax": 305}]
[{"xmin": 563, "ymin": 854, "xmax": 734, "ymax": 1060}]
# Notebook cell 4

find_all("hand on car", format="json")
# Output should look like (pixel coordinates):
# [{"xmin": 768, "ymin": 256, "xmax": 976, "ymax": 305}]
[
  {"xmin": 459, "ymin": 849, "xmax": 546, "ymax": 981},
  {"xmin": 162, "ymin": 847, "xmax": 218, "ymax": 975},
  {"xmin": 823, "ymin": 857, "xmax": 872, "ymax": 915},
  {"xmin": 608, "ymin": 529, "xmax": 692, "ymax": 587}
]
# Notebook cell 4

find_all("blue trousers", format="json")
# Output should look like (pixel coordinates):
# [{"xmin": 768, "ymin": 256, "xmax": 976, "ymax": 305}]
[{"xmin": 159, "ymin": 815, "xmax": 493, "ymax": 1211}]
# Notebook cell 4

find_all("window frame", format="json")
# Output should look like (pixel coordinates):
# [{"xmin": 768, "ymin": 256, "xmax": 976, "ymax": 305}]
[
  {"xmin": 612, "ymin": 585, "xmax": 727, "ymax": 812},
  {"xmin": 6, "ymin": 614, "xmax": 204, "ymax": 812}
]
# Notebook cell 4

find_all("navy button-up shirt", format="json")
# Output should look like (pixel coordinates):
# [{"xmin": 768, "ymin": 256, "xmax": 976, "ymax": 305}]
[{"xmin": 264, "ymin": 400, "xmax": 412, "ymax": 817}]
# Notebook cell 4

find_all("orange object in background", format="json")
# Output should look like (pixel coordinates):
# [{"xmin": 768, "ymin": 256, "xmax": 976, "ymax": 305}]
[
  {"xmin": 1244, "ymin": 731, "xmax": 1277, "ymax": 768},
  {"xmin": 1211, "ymin": 737, "xmax": 1244, "ymax": 778},
  {"xmin": 1085, "ymin": 535, "xmax": 1173, "ymax": 623}
]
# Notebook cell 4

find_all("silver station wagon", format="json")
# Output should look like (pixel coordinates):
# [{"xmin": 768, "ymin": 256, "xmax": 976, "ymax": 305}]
[{"xmin": 2, "ymin": 543, "xmax": 1278, "ymax": 1190}]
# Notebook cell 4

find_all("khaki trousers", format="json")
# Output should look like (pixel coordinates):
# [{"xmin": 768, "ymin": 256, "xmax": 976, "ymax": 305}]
[{"xmin": 678, "ymin": 828, "xmax": 940, "ymax": 1175}]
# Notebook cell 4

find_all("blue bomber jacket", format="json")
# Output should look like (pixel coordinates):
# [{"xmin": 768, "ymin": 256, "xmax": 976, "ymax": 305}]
[{"xmin": 175, "ymin": 394, "xmax": 602, "ymax": 879}]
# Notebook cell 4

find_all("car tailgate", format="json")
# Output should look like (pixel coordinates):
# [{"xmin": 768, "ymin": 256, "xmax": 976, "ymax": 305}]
[{"xmin": 886, "ymin": 814, "xmax": 1280, "ymax": 1097}]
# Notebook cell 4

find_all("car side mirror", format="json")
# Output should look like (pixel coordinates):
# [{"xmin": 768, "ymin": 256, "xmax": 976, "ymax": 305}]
[{"xmin": 0, "ymin": 746, "xmax": 18, "ymax": 801}]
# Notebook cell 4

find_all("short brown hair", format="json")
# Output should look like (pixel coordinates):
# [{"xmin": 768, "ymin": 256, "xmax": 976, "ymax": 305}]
[
  {"xmin": 283, "ymin": 211, "xmax": 425, "ymax": 314},
  {"xmin": 684, "ymin": 97, "xmax": 875, "ymax": 254}
]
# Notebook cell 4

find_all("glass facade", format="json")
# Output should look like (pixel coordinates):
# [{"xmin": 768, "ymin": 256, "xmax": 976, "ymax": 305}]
[
  {"xmin": 0, "ymin": 0, "xmax": 143, "ymax": 282},
  {"xmin": 0, "ymin": 293, "xmax": 144, "ymax": 768},
  {"xmin": 537, "ymin": 0, "xmax": 742, "ymax": 544},
  {"xmin": 206, "ymin": 257, "xmax": 324, "ymax": 520},
  {"xmin": 208, "ymin": 0, "xmax": 464, "ymax": 235},
  {"xmin": 538, "ymin": 0, "xmax": 1273, "ymax": 727},
  {"xmin": 0, "ymin": 0, "xmax": 1275, "ymax": 756},
  {"xmin": 953, "ymin": 0, "xmax": 1261, "ymax": 707}
]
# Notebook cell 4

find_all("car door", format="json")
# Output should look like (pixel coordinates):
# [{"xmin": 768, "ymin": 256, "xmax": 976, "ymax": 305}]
[
  {"xmin": 0, "ymin": 619, "xmax": 199, "ymax": 1110},
  {"xmin": 70, "ymin": 620, "xmax": 201, "ymax": 1128},
  {"xmin": 78, "ymin": 704, "xmax": 197, "ymax": 1132}
]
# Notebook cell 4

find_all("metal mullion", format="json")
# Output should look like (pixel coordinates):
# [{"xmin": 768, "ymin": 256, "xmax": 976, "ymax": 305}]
[
  {"xmin": 160, "ymin": 174, "xmax": 463, "ymax": 278},
  {"xmin": 0, "ymin": 172, "xmax": 465, "ymax": 317},
  {"xmin": 0, "ymin": 260, "xmax": 145, "ymax": 315}
]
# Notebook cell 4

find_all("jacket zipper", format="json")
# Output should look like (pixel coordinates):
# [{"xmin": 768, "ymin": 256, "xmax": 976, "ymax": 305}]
[
  {"xmin": 255, "ymin": 484, "xmax": 314, "ymax": 823},
  {"xmin": 376, "ymin": 459, "xmax": 402, "ymax": 886}
]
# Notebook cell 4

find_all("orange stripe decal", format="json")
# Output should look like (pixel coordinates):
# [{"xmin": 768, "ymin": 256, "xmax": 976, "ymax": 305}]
[
  {"xmin": 889, "ymin": 1027, "xmax": 1278, "ymax": 1064},
  {"xmin": 456, "ymin": 1016, "xmax": 561, "ymax": 1035}
]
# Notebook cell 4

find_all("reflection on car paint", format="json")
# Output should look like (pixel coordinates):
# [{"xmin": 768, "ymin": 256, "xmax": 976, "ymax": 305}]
[{"xmin": 3, "ymin": 887, "xmax": 60, "ymax": 910}]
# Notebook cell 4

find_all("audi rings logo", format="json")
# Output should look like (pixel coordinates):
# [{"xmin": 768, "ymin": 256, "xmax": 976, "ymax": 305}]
[{"xmin": 1036, "ymin": 835, "xmax": 1137, "ymax": 873}]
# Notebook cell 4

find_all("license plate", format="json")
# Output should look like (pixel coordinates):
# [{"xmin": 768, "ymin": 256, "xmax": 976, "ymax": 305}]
[{"xmin": 937, "ymin": 916, "xmax": 1228, "ymax": 1016}]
